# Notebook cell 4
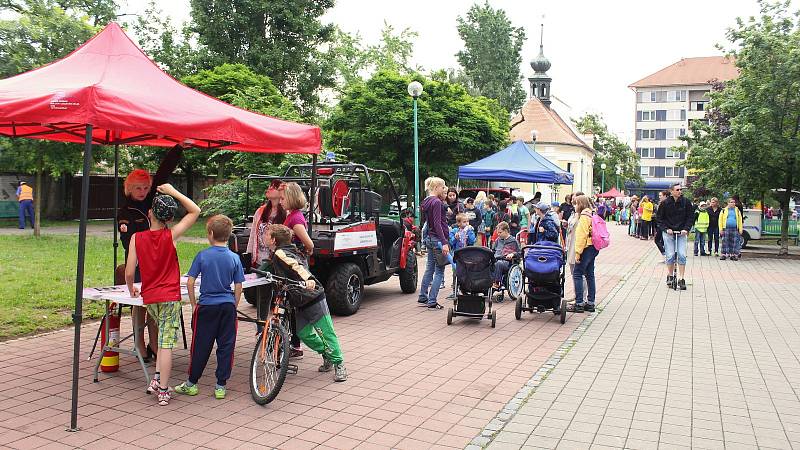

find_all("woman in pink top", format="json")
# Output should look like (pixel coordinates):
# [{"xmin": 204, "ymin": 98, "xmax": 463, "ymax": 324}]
[
  {"xmin": 246, "ymin": 179, "xmax": 287, "ymax": 268},
  {"xmin": 281, "ymin": 182, "xmax": 314, "ymax": 357}
]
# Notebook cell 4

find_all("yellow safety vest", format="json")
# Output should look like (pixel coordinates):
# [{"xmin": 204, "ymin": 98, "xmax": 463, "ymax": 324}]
[{"xmin": 18, "ymin": 184, "xmax": 33, "ymax": 202}]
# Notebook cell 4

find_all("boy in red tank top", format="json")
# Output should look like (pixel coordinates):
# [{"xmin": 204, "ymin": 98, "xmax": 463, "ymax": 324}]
[{"xmin": 125, "ymin": 183, "xmax": 200, "ymax": 406}]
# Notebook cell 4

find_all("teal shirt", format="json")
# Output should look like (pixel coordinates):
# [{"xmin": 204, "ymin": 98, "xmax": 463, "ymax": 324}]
[{"xmin": 518, "ymin": 205, "xmax": 530, "ymax": 229}]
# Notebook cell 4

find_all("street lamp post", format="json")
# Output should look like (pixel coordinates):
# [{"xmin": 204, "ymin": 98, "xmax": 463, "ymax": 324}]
[
  {"xmin": 616, "ymin": 165, "xmax": 622, "ymax": 191},
  {"xmin": 600, "ymin": 162, "xmax": 607, "ymax": 192},
  {"xmin": 408, "ymin": 81, "xmax": 423, "ymax": 225}
]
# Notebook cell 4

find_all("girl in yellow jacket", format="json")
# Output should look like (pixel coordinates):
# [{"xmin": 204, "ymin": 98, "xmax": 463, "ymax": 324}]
[
  {"xmin": 719, "ymin": 198, "xmax": 743, "ymax": 261},
  {"xmin": 570, "ymin": 195, "xmax": 597, "ymax": 313}
]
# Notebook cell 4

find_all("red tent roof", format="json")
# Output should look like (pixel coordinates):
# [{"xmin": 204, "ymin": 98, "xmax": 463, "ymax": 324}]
[
  {"xmin": 598, "ymin": 187, "xmax": 623, "ymax": 198},
  {"xmin": 0, "ymin": 23, "xmax": 321, "ymax": 153}
]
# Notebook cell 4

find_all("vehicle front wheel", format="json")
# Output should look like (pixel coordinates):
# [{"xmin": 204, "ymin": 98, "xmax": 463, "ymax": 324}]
[
  {"xmin": 399, "ymin": 250, "xmax": 418, "ymax": 294},
  {"xmin": 326, "ymin": 263, "xmax": 364, "ymax": 316}
]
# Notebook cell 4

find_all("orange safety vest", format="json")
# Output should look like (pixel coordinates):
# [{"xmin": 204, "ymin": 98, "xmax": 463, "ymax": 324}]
[{"xmin": 18, "ymin": 184, "xmax": 33, "ymax": 202}]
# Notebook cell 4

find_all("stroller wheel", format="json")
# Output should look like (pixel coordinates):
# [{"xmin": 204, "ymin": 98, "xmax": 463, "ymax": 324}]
[
  {"xmin": 491, "ymin": 310, "xmax": 497, "ymax": 328},
  {"xmin": 514, "ymin": 298, "xmax": 522, "ymax": 320},
  {"xmin": 560, "ymin": 299, "xmax": 567, "ymax": 324},
  {"xmin": 446, "ymin": 308, "xmax": 453, "ymax": 325}
]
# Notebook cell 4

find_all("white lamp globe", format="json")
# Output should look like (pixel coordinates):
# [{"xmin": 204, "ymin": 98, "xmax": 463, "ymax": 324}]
[{"xmin": 407, "ymin": 81, "xmax": 423, "ymax": 98}]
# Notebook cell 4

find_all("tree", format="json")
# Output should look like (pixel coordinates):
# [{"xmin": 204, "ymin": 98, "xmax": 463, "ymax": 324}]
[
  {"xmin": 130, "ymin": 1, "xmax": 218, "ymax": 79},
  {"xmin": 456, "ymin": 1, "xmax": 526, "ymax": 114},
  {"xmin": 573, "ymin": 114, "xmax": 642, "ymax": 191},
  {"xmin": 324, "ymin": 70, "xmax": 509, "ymax": 205},
  {"xmin": 684, "ymin": 1, "xmax": 800, "ymax": 255},
  {"xmin": 328, "ymin": 23, "xmax": 419, "ymax": 94},
  {"xmin": 181, "ymin": 63, "xmax": 304, "ymax": 181},
  {"xmin": 189, "ymin": 0, "xmax": 336, "ymax": 117},
  {"xmin": 0, "ymin": 0, "xmax": 117, "ymax": 233}
]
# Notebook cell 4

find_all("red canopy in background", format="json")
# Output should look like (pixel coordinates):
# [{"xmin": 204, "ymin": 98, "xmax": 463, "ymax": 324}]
[
  {"xmin": 0, "ymin": 22, "xmax": 321, "ymax": 153},
  {"xmin": 598, "ymin": 187, "xmax": 623, "ymax": 198}
]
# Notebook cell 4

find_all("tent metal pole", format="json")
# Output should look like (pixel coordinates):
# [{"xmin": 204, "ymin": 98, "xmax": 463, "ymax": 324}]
[
  {"xmin": 308, "ymin": 154, "xmax": 318, "ymax": 234},
  {"xmin": 69, "ymin": 124, "xmax": 93, "ymax": 432},
  {"xmin": 113, "ymin": 144, "xmax": 119, "ymax": 272}
]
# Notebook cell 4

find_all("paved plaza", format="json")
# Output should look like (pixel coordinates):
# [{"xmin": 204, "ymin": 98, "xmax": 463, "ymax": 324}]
[
  {"xmin": 1, "ymin": 225, "xmax": 799, "ymax": 449},
  {"xmin": 484, "ymin": 240, "xmax": 800, "ymax": 449}
]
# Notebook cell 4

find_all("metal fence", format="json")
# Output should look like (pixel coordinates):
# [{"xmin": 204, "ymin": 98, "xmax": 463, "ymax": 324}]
[{"xmin": 763, "ymin": 218, "xmax": 799, "ymax": 236}]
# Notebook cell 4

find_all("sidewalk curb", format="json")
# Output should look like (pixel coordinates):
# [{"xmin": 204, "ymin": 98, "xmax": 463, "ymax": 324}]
[{"xmin": 466, "ymin": 253, "xmax": 650, "ymax": 450}]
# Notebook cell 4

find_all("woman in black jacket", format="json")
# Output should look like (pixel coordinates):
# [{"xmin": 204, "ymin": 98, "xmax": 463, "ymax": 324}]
[
  {"xmin": 117, "ymin": 145, "xmax": 183, "ymax": 361},
  {"xmin": 706, "ymin": 197, "xmax": 722, "ymax": 256}
]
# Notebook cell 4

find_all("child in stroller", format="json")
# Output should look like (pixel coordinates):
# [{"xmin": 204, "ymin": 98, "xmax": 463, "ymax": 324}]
[
  {"xmin": 447, "ymin": 245, "xmax": 498, "ymax": 327},
  {"xmin": 517, "ymin": 240, "xmax": 568, "ymax": 324},
  {"xmin": 491, "ymin": 221, "xmax": 521, "ymax": 302}
]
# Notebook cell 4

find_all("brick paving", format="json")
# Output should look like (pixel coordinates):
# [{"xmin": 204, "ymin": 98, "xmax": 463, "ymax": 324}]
[
  {"xmin": 0, "ymin": 225, "xmax": 649, "ymax": 449},
  {"xmin": 484, "ymin": 236, "xmax": 800, "ymax": 449}
]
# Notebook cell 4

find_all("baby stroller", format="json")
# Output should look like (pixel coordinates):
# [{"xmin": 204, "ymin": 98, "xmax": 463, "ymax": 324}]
[
  {"xmin": 517, "ymin": 241, "xmax": 568, "ymax": 324},
  {"xmin": 446, "ymin": 246, "xmax": 497, "ymax": 328}
]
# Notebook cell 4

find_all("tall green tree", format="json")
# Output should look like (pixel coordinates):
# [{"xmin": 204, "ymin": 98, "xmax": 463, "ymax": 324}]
[
  {"xmin": 189, "ymin": 0, "xmax": 335, "ymax": 117},
  {"xmin": 181, "ymin": 63, "xmax": 304, "ymax": 180},
  {"xmin": 573, "ymin": 114, "xmax": 642, "ymax": 191},
  {"xmin": 456, "ymin": 1, "xmax": 526, "ymax": 114},
  {"xmin": 329, "ymin": 23, "xmax": 418, "ymax": 94},
  {"xmin": 685, "ymin": 1, "xmax": 800, "ymax": 254},
  {"xmin": 0, "ymin": 0, "xmax": 117, "ymax": 232},
  {"xmin": 130, "ymin": 1, "xmax": 217, "ymax": 79},
  {"xmin": 325, "ymin": 70, "xmax": 509, "ymax": 206}
]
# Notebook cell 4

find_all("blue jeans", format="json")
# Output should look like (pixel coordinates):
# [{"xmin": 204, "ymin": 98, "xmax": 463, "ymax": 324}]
[
  {"xmin": 419, "ymin": 237, "xmax": 446, "ymax": 306},
  {"xmin": 663, "ymin": 231, "xmax": 688, "ymax": 265},
  {"xmin": 493, "ymin": 259, "xmax": 510, "ymax": 282},
  {"xmin": 694, "ymin": 230, "xmax": 707, "ymax": 255},
  {"xmin": 573, "ymin": 246, "xmax": 598, "ymax": 305},
  {"xmin": 18, "ymin": 199, "xmax": 34, "ymax": 229}
]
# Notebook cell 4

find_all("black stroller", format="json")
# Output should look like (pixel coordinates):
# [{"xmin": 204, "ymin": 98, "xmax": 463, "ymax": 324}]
[
  {"xmin": 517, "ymin": 241, "xmax": 568, "ymax": 324},
  {"xmin": 446, "ymin": 246, "xmax": 497, "ymax": 328}
]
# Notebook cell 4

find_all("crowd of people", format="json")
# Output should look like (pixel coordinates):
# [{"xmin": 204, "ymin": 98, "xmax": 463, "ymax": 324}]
[
  {"xmin": 117, "ymin": 147, "xmax": 347, "ymax": 407},
  {"xmin": 414, "ymin": 179, "xmax": 750, "ymax": 311}
]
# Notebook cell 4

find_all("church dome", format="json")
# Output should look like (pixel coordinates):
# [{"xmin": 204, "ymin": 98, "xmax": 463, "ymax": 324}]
[{"xmin": 531, "ymin": 47, "xmax": 551, "ymax": 73}]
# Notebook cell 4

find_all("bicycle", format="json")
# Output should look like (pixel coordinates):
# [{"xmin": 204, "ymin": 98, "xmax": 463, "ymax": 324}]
[{"xmin": 237, "ymin": 269, "xmax": 304, "ymax": 405}]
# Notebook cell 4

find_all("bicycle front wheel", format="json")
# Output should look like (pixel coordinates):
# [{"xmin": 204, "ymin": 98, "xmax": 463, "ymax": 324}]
[{"xmin": 250, "ymin": 322, "xmax": 289, "ymax": 405}]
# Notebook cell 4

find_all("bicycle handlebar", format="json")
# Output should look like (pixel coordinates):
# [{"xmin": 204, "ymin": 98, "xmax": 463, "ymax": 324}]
[{"xmin": 251, "ymin": 269, "xmax": 307, "ymax": 289}]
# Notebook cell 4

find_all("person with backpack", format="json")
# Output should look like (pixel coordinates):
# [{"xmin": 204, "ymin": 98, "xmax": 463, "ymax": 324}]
[
  {"xmin": 656, "ymin": 183, "xmax": 694, "ymax": 290},
  {"xmin": 569, "ymin": 194, "xmax": 600, "ymax": 313},
  {"xmin": 693, "ymin": 201, "xmax": 710, "ymax": 256}
]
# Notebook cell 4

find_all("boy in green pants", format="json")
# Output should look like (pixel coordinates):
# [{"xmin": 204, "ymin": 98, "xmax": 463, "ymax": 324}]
[{"xmin": 266, "ymin": 224, "xmax": 347, "ymax": 382}]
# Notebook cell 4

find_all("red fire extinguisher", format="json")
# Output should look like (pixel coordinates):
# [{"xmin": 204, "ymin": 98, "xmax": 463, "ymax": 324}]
[{"xmin": 100, "ymin": 303, "xmax": 120, "ymax": 373}]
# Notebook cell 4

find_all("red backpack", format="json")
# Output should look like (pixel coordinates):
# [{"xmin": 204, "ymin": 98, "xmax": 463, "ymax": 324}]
[{"xmin": 591, "ymin": 212, "xmax": 611, "ymax": 250}]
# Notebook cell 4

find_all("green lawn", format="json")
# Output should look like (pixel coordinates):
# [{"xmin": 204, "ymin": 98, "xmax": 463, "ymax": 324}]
[
  {"xmin": 0, "ymin": 235, "xmax": 207, "ymax": 340},
  {"xmin": 0, "ymin": 218, "xmax": 77, "ymax": 228}
]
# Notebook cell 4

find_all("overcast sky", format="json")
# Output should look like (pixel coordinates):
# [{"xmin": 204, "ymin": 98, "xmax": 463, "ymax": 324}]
[{"xmin": 122, "ymin": 0, "xmax": 763, "ymax": 145}]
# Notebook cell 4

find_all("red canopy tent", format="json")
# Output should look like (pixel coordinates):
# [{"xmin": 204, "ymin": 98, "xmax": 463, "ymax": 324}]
[
  {"xmin": 0, "ymin": 23, "xmax": 321, "ymax": 431},
  {"xmin": 598, "ymin": 187, "xmax": 623, "ymax": 198}
]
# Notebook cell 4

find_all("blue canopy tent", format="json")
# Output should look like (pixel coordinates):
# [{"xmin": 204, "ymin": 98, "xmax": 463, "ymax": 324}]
[{"xmin": 458, "ymin": 140, "xmax": 574, "ymax": 185}]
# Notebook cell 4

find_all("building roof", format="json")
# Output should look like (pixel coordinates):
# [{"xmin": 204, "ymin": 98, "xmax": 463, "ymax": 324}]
[
  {"xmin": 510, "ymin": 96, "xmax": 592, "ymax": 151},
  {"xmin": 629, "ymin": 56, "xmax": 738, "ymax": 89}
]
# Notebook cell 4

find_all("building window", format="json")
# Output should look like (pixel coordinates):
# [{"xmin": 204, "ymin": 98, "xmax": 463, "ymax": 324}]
[
  {"xmin": 665, "ymin": 128, "xmax": 686, "ymax": 140},
  {"xmin": 665, "ymin": 167, "xmax": 682, "ymax": 177},
  {"xmin": 667, "ymin": 90, "xmax": 687, "ymax": 102},
  {"xmin": 640, "ymin": 129, "xmax": 656, "ymax": 140},
  {"xmin": 690, "ymin": 101, "xmax": 708, "ymax": 111},
  {"xmin": 639, "ymin": 148, "xmax": 655, "ymax": 158},
  {"xmin": 666, "ymin": 109, "xmax": 685, "ymax": 121},
  {"xmin": 640, "ymin": 166, "xmax": 656, "ymax": 177},
  {"xmin": 640, "ymin": 110, "xmax": 656, "ymax": 121},
  {"xmin": 665, "ymin": 148, "xmax": 683, "ymax": 159},
  {"xmin": 567, "ymin": 162, "xmax": 572, "ymax": 173}
]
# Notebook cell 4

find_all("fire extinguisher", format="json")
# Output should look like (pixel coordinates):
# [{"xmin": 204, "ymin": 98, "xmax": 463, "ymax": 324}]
[{"xmin": 100, "ymin": 303, "xmax": 120, "ymax": 373}]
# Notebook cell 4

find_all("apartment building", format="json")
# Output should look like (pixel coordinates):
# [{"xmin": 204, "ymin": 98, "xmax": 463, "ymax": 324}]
[{"xmin": 629, "ymin": 56, "xmax": 738, "ymax": 197}]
